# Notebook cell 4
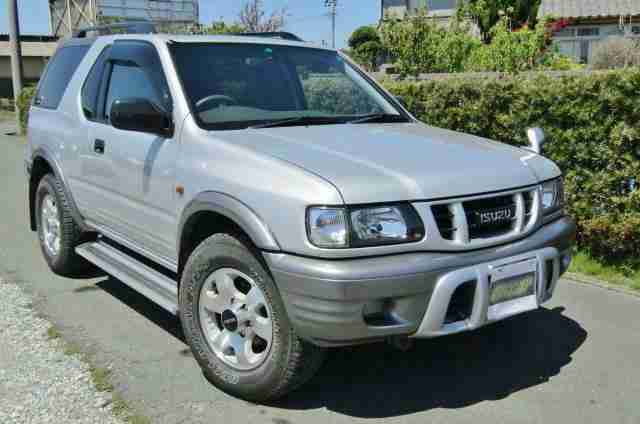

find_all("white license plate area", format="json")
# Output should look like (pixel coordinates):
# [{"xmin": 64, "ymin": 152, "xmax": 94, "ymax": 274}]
[{"xmin": 489, "ymin": 258, "xmax": 537, "ymax": 305}]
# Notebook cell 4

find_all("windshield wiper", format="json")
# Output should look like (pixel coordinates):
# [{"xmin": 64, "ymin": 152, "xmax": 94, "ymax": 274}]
[
  {"xmin": 348, "ymin": 113, "xmax": 407, "ymax": 124},
  {"xmin": 249, "ymin": 116, "xmax": 339, "ymax": 129}
]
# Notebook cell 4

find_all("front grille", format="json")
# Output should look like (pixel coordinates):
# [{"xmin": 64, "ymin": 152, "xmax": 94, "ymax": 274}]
[
  {"xmin": 464, "ymin": 194, "xmax": 516, "ymax": 239},
  {"xmin": 431, "ymin": 188, "xmax": 538, "ymax": 244}
]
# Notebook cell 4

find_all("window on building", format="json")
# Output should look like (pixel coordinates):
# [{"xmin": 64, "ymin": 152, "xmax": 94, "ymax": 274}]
[
  {"xmin": 409, "ymin": 0, "xmax": 456, "ymax": 11},
  {"xmin": 632, "ymin": 26, "xmax": 640, "ymax": 35},
  {"xmin": 577, "ymin": 27, "xmax": 600, "ymax": 37},
  {"xmin": 429, "ymin": 0, "xmax": 456, "ymax": 10},
  {"xmin": 554, "ymin": 27, "xmax": 576, "ymax": 37}
]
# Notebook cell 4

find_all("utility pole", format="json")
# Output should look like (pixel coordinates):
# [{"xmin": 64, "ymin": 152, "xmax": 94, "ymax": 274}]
[
  {"xmin": 324, "ymin": 0, "xmax": 337, "ymax": 48},
  {"xmin": 8, "ymin": 0, "xmax": 24, "ymax": 135}
]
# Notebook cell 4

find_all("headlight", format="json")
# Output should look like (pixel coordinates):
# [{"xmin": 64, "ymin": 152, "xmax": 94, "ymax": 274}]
[
  {"xmin": 307, "ymin": 208, "xmax": 348, "ymax": 248},
  {"xmin": 541, "ymin": 178, "xmax": 564, "ymax": 213},
  {"xmin": 307, "ymin": 204, "xmax": 424, "ymax": 249}
]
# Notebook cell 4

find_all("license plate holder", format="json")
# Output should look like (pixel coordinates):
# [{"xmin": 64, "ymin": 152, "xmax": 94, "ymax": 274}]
[{"xmin": 489, "ymin": 258, "xmax": 537, "ymax": 305}]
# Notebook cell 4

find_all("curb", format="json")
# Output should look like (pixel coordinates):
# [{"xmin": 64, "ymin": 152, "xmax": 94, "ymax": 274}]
[{"xmin": 564, "ymin": 272, "xmax": 640, "ymax": 299}]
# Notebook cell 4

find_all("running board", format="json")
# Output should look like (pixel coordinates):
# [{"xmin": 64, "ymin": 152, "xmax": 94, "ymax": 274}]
[{"xmin": 76, "ymin": 241, "xmax": 178, "ymax": 314}]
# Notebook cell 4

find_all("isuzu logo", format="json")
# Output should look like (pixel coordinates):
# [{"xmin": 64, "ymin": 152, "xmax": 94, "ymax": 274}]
[{"xmin": 476, "ymin": 207, "xmax": 513, "ymax": 226}]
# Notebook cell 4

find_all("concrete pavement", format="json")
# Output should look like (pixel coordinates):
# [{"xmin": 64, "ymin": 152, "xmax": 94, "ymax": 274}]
[{"xmin": 1, "ymin": 133, "xmax": 639, "ymax": 423}]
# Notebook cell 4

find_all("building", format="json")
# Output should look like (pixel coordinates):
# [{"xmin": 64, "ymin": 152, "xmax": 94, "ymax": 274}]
[
  {"xmin": 381, "ymin": 0, "xmax": 458, "ymax": 23},
  {"xmin": 540, "ymin": 0, "xmax": 640, "ymax": 63},
  {"xmin": 49, "ymin": 0, "xmax": 199, "ymax": 38},
  {"xmin": 0, "ymin": 35, "xmax": 58, "ymax": 98}
]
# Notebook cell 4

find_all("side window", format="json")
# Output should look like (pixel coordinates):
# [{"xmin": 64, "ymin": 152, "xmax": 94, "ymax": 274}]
[
  {"xmin": 105, "ymin": 64, "xmax": 163, "ymax": 120},
  {"xmin": 35, "ymin": 45, "xmax": 89, "ymax": 109},
  {"xmin": 81, "ymin": 46, "xmax": 111, "ymax": 121},
  {"xmin": 103, "ymin": 41, "xmax": 171, "ymax": 121}
]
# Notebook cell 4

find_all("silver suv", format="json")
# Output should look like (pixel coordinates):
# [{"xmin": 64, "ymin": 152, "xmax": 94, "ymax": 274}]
[{"xmin": 25, "ymin": 25, "xmax": 576, "ymax": 401}]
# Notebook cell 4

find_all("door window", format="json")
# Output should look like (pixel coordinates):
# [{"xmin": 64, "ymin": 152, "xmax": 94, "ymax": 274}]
[
  {"xmin": 105, "ymin": 64, "xmax": 163, "ymax": 121},
  {"xmin": 81, "ymin": 46, "xmax": 111, "ymax": 121}
]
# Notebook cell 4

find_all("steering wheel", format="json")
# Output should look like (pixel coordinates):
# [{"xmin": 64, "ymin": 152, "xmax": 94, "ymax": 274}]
[{"xmin": 195, "ymin": 95, "xmax": 238, "ymax": 112}]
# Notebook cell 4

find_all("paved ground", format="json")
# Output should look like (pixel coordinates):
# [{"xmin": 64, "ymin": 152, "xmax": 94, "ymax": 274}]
[{"xmin": 2, "ymin": 133, "xmax": 640, "ymax": 424}]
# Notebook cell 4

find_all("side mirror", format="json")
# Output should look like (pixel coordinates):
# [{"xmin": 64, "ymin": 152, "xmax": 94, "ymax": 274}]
[
  {"xmin": 111, "ymin": 98, "xmax": 173, "ymax": 137},
  {"xmin": 525, "ymin": 127, "xmax": 545, "ymax": 155}
]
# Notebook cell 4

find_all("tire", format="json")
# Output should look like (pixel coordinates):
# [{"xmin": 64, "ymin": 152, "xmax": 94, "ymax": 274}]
[
  {"xmin": 35, "ymin": 173, "xmax": 94, "ymax": 277},
  {"xmin": 179, "ymin": 233, "xmax": 325, "ymax": 402}
]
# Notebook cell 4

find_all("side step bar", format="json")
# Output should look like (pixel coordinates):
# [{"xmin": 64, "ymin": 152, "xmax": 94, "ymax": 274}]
[{"xmin": 76, "ymin": 241, "xmax": 178, "ymax": 314}]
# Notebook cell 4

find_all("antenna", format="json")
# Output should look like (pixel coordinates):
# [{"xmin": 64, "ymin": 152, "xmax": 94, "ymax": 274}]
[{"xmin": 324, "ymin": 0, "xmax": 337, "ymax": 48}]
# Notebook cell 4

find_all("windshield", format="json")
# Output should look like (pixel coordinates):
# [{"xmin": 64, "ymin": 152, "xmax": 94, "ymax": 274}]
[{"xmin": 169, "ymin": 42, "xmax": 407, "ymax": 130}]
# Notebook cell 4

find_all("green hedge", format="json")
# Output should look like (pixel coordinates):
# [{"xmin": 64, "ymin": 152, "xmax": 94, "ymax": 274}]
[
  {"xmin": 17, "ymin": 85, "xmax": 36, "ymax": 134},
  {"xmin": 382, "ymin": 70, "xmax": 640, "ymax": 265}
]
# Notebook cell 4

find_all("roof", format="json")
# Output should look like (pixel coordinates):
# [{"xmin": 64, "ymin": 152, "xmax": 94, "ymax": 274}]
[
  {"xmin": 538, "ymin": 0, "xmax": 640, "ymax": 19},
  {"xmin": 64, "ymin": 33, "xmax": 333, "ymax": 51}
]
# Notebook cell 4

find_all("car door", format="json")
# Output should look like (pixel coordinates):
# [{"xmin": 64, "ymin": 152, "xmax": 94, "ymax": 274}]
[{"xmin": 80, "ymin": 40, "xmax": 179, "ymax": 268}]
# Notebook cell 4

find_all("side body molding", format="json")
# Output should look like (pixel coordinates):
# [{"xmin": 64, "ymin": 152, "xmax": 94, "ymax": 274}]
[
  {"xmin": 28, "ymin": 146, "xmax": 89, "ymax": 232},
  {"xmin": 178, "ymin": 191, "xmax": 281, "ymax": 254}
]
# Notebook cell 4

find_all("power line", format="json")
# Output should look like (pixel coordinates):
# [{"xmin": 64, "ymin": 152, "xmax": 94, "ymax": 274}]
[{"xmin": 324, "ymin": 0, "xmax": 337, "ymax": 48}]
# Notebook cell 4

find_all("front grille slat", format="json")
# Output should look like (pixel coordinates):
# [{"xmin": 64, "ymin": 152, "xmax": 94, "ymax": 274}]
[
  {"xmin": 431, "ymin": 204, "xmax": 455, "ymax": 240},
  {"xmin": 430, "ymin": 189, "xmax": 537, "ymax": 243}
]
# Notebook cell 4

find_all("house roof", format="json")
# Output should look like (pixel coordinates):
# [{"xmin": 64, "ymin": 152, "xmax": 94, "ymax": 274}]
[{"xmin": 538, "ymin": 0, "xmax": 640, "ymax": 19}]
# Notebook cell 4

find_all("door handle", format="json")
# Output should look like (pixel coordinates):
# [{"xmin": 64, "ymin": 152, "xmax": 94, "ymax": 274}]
[{"xmin": 94, "ymin": 139, "xmax": 105, "ymax": 155}]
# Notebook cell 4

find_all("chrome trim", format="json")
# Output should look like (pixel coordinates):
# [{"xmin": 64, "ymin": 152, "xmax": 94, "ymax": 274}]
[{"xmin": 416, "ymin": 186, "xmax": 541, "ymax": 251}]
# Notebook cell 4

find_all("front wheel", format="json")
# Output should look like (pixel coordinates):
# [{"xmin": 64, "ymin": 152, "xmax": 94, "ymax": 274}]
[{"xmin": 179, "ymin": 233, "xmax": 325, "ymax": 402}]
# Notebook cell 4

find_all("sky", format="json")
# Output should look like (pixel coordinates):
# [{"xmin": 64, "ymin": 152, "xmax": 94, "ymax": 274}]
[{"xmin": 0, "ymin": 1, "xmax": 381, "ymax": 48}]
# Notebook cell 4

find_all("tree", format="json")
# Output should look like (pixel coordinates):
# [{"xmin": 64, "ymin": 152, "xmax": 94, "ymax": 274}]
[
  {"xmin": 464, "ymin": 16, "xmax": 550, "ymax": 72},
  {"xmin": 203, "ymin": 21, "xmax": 245, "ymax": 35},
  {"xmin": 348, "ymin": 26, "xmax": 386, "ymax": 71},
  {"xmin": 379, "ymin": 10, "xmax": 481, "ymax": 75},
  {"xmin": 458, "ymin": 0, "xmax": 541, "ymax": 42},
  {"xmin": 348, "ymin": 26, "xmax": 379, "ymax": 50},
  {"xmin": 239, "ymin": 0, "xmax": 287, "ymax": 32}
]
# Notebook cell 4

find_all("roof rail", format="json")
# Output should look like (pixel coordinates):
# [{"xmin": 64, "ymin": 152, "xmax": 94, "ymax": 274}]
[
  {"xmin": 231, "ymin": 32, "xmax": 304, "ymax": 42},
  {"xmin": 74, "ymin": 22, "xmax": 157, "ymax": 38}
]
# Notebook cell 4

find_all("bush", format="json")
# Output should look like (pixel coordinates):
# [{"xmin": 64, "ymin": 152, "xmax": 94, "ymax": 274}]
[
  {"xmin": 463, "ymin": 17, "xmax": 550, "ymax": 72},
  {"xmin": 579, "ymin": 214, "xmax": 640, "ymax": 266},
  {"xmin": 590, "ymin": 37, "xmax": 640, "ymax": 70},
  {"xmin": 17, "ymin": 85, "xmax": 36, "ymax": 134},
  {"xmin": 379, "ymin": 11, "xmax": 481, "ymax": 75},
  {"xmin": 382, "ymin": 70, "xmax": 640, "ymax": 264}
]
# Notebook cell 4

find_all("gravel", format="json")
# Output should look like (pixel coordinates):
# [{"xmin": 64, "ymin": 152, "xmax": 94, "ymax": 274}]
[{"xmin": 0, "ymin": 279, "xmax": 125, "ymax": 424}]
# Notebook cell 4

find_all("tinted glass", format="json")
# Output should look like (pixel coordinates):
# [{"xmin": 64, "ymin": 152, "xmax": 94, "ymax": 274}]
[
  {"xmin": 36, "ymin": 45, "xmax": 89, "ymax": 109},
  {"xmin": 170, "ymin": 43, "xmax": 401, "ymax": 130},
  {"xmin": 81, "ymin": 46, "xmax": 111, "ymax": 120},
  {"xmin": 105, "ymin": 64, "xmax": 163, "ymax": 120}
]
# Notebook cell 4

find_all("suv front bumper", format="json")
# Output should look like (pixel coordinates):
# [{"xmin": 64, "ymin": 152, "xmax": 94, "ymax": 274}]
[{"xmin": 264, "ymin": 217, "xmax": 576, "ymax": 347}]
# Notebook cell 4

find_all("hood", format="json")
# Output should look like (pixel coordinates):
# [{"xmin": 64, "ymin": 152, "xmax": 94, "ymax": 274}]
[{"xmin": 213, "ymin": 123, "xmax": 560, "ymax": 204}]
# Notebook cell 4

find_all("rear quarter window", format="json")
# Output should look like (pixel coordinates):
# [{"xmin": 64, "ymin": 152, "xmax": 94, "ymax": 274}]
[{"xmin": 35, "ymin": 45, "xmax": 89, "ymax": 110}]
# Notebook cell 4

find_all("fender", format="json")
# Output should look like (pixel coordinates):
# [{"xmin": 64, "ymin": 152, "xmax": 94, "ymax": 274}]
[
  {"xmin": 29, "ymin": 146, "xmax": 89, "ymax": 232},
  {"xmin": 178, "ymin": 191, "xmax": 281, "ymax": 255}
]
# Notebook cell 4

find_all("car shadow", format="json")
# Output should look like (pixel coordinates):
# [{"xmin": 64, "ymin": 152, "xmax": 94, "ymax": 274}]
[
  {"xmin": 95, "ymin": 276, "xmax": 185, "ymax": 342},
  {"xmin": 90, "ymin": 276, "xmax": 586, "ymax": 418},
  {"xmin": 274, "ymin": 307, "xmax": 587, "ymax": 418}
]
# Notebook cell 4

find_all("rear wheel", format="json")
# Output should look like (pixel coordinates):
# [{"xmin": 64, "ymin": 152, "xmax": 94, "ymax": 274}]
[
  {"xmin": 179, "ymin": 233, "xmax": 325, "ymax": 402},
  {"xmin": 35, "ymin": 174, "xmax": 94, "ymax": 277}
]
